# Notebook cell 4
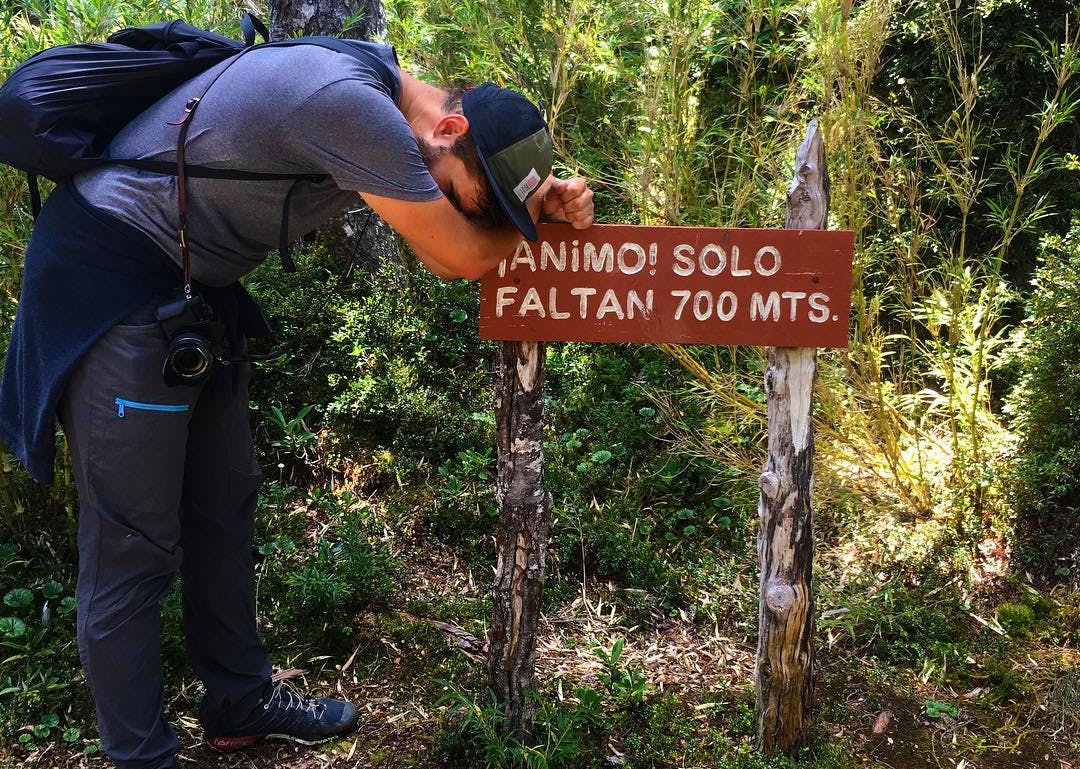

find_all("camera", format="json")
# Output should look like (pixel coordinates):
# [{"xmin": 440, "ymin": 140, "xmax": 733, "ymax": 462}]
[{"xmin": 156, "ymin": 292, "xmax": 224, "ymax": 386}]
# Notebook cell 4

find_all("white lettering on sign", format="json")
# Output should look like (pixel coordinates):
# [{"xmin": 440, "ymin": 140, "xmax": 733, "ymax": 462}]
[
  {"xmin": 519, "ymin": 287, "xmax": 545, "ymax": 317},
  {"xmin": 584, "ymin": 243, "xmax": 614, "ymax": 272},
  {"xmin": 750, "ymin": 291, "xmax": 781, "ymax": 322},
  {"xmin": 495, "ymin": 286, "xmax": 517, "ymax": 317},
  {"xmin": 570, "ymin": 287, "xmax": 597, "ymax": 317},
  {"xmin": 717, "ymin": 291, "xmax": 738, "ymax": 321},
  {"xmin": 755, "ymin": 246, "xmax": 781, "ymax": 276},
  {"xmin": 669, "ymin": 243, "xmax": 784, "ymax": 277},
  {"xmin": 596, "ymin": 289, "xmax": 624, "ymax": 319},
  {"xmin": 781, "ymin": 291, "xmax": 807, "ymax": 321},
  {"xmin": 493, "ymin": 237, "xmax": 837, "ymax": 328},
  {"xmin": 540, "ymin": 242, "xmax": 563, "ymax": 272},
  {"xmin": 550, "ymin": 288, "xmax": 571, "ymax": 319},
  {"xmin": 617, "ymin": 243, "xmax": 646, "ymax": 274},
  {"xmin": 483, "ymin": 226, "xmax": 854, "ymax": 347},
  {"xmin": 512, "ymin": 242, "xmax": 537, "ymax": 273},
  {"xmin": 494, "ymin": 286, "xmax": 657, "ymax": 320},
  {"xmin": 628, "ymin": 289, "xmax": 653, "ymax": 319}
]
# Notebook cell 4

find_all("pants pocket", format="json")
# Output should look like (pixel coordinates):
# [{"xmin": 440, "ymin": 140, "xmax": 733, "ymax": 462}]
[{"xmin": 82, "ymin": 323, "xmax": 202, "ymax": 518}]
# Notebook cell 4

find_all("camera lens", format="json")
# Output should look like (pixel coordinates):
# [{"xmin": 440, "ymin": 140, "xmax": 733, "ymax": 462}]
[{"xmin": 164, "ymin": 332, "xmax": 214, "ymax": 385}]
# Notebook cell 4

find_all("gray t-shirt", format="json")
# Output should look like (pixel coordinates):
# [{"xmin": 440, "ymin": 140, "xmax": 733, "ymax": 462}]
[{"xmin": 75, "ymin": 42, "xmax": 441, "ymax": 286}]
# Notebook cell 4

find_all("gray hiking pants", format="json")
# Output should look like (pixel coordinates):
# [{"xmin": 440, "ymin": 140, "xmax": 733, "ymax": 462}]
[{"xmin": 58, "ymin": 304, "xmax": 272, "ymax": 769}]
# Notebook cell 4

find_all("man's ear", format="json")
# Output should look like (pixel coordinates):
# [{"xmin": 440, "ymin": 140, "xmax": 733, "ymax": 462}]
[{"xmin": 433, "ymin": 113, "xmax": 470, "ymax": 140}]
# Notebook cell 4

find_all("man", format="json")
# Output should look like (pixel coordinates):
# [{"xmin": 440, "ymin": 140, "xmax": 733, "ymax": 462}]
[{"xmin": 0, "ymin": 36, "xmax": 593, "ymax": 769}]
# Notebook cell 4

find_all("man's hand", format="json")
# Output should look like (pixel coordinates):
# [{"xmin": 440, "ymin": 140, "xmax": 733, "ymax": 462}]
[{"xmin": 540, "ymin": 177, "xmax": 594, "ymax": 229}]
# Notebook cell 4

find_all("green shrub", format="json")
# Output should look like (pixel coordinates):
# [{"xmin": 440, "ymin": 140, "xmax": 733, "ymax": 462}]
[
  {"xmin": 1007, "ymin": 221, "xmax": 1080, "ymax": 578},
  {"xmin": 256, "ymin": 486, "xmax": 402, "ymax": 651},
  {"xmin": 434, "ymin": 684, "xmax": 608, "ymax": 769},
  {"xmin": 996, "ymin": 602, "xmax": 1035, "ymax": 638}
]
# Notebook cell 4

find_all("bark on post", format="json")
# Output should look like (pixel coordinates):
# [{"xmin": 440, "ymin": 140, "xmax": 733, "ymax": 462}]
[
  {"xmin": 489, "ymin": 340, "xmax": 553, "ymax": 738},
  {"xmin": 755, "ymin": 119, "xmax": 829, "ymax": 755},
  {"xmin": 268, "ymin": 0, "xmax": 385, "ymax": 41}
]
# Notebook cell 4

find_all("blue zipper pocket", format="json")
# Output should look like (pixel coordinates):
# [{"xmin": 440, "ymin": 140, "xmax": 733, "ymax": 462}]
[{"xmin": 115, "ymin": 397, "xmax": 190, "ymax": 418}]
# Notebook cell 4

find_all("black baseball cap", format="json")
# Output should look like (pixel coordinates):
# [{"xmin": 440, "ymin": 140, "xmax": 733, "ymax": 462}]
[{"xmin": 462, "ymin": 83, "xmax": 553, "ymax": 241}]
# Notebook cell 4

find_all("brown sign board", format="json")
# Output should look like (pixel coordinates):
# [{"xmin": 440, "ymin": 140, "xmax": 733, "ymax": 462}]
[{"xmin": 479, "ymin": 223, "xmax": 855, "ymax": 348}]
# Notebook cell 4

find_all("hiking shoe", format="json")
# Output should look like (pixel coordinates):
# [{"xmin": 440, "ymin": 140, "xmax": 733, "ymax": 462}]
[{"xmin": 204, "ymin": 682, "xmax": 359, "ymax": 753}]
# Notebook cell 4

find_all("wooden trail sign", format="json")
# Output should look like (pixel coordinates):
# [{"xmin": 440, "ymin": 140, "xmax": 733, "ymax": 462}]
[
  {"xmin": 483, "ymin": 119, "xmax": 847, "ymax": 756},
  {"xmin": 480, "ymin": 224, "xmax": 853, "ymax": 348}
]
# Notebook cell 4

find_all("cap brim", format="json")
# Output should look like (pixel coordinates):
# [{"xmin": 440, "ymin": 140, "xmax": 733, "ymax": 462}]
[{"xmin": 474, "ymin": 146, "xmax": 538, "ymax": 242}]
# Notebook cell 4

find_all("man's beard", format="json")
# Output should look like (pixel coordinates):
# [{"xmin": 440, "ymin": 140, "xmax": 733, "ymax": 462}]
[{"xmin": 416, "ymin": 136, "xmax": 448, "ymax": 170}]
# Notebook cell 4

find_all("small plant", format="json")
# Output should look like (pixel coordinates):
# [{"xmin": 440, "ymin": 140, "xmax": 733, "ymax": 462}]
[
  {"xmin": 267, "ymin": 404, "xmax": 319, "ymax": 457},
  {"xmin": 924, "ymin": 700, "xmax": 959, "ymax": 719},
  {"xmin": 594, "ymin": 638, "xmax": 648, "ymax": 705},
  {"xmin": 435, "ymin": 682, "xmax": 607, "ymax": 769}
]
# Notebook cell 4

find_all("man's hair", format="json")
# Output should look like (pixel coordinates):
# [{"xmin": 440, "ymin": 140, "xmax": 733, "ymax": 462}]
[{"xmin": 442, "ymin": 88, "xmax": 511, "ymax": 230}]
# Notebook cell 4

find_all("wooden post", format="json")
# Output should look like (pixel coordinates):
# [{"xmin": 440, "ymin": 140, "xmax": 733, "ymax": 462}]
[
  {"xmin": 755, "ymin": 119, "xmax": 829, "ymax": 755},
  {"xmin": 489, "ymin": 340, "xmax": 553, "ymax": 738}
]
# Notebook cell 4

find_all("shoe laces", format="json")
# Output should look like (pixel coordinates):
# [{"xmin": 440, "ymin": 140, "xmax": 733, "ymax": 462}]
[{"xmin": 263, "ymin": 682, "xmax": 326, "ymax": 719}]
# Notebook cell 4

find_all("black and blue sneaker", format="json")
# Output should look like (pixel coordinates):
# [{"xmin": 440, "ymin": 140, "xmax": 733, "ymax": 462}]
[{"xmin": 202, "ymin": 682, "xmax": 360, "ymax": 753}]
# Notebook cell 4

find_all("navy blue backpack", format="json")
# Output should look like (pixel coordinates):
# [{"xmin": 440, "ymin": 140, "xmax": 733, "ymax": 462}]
[{"xmin": 0, "ymin": 14, "xmax": 382, "ymax": 270}]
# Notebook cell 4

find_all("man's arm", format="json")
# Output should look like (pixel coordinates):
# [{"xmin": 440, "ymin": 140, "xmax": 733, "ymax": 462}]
[
  {"xmin": 359, "ymin": 192, "xmax": 526, "ymax": 281},
  {"xmin": 360, "ymin": 176, "xmax": 594, "ymax": 281}
]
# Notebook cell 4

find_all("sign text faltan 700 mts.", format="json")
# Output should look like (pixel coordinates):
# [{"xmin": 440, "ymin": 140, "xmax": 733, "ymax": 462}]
[{"xmin": 479, "ymin": 223, "xmax": 855, "ymax": 348}]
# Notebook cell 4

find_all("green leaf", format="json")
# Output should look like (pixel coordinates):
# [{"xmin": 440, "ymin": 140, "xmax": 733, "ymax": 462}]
[
  {"xmin": 62, "ymin": 728, "xmax": 80, "ymax": 743},
  {"xmin": 716, "ymin": 516, "xmax": 733, "ymax": 529},
  {"xmin": 40, "ymin": 713, "xmax": 60, "ymax": 729},
  {"xmin": 638, "ymin": 406, "xmax": 656, "ymax": 418},
  {"xmin": 32, "ymin": 723, "xmax": 51, "ymax": 739},
  {"xmin": 924, "ymin": 700, "xmax": 958, "ymax": 719},
  {"xmin": 4, "ymin": 588, "xmax": 33, "ymax": 608},
  {"xmin": 450, "ymin": 309, "xmax": 468, "ymax": 323},
  {"xmin": 41, "ymin": 581, "xmax": 63, "ymax": 600},
  {"xmin": 576, "ymin": 461, "xmax": 592, "ymax": 472},
  {"xmin": 58, "ymin": 597, "xmax": 76, "ymax": 615},
  {"xmin": 84, "ymin": 743, "xmax": 100, "ymax": 755},
  {"xmin": 682, "ymin": 524, "xmax": 697, "ymax": 535},
  {"xmin": 0, "ymin": 617, "xmax": 27, "ymax": 638},
  {"xmin": 590, "ymin": 449, "xmax": 613, "ymax": 464},
  {"xmin": 574, "ymin": 687, "xmax": 602, "ymax": 709},
  {"xmin": 268, "ymin": 405, "xmax": 286, "ymax": 428}
]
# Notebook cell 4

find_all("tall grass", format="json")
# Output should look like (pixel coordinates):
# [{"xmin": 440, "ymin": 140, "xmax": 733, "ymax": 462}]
[{"xmin": 648, "ymin": 2, "xmax": 1079, "ymax": 540}]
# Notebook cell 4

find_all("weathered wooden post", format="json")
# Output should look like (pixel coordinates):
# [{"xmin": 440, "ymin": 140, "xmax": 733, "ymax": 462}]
[
  {"xmin": 754, "ymin": 119, "xmax": 829, "ymax": 754},
  {"xmin": 488, "ymin": 340, "xmax": 553, "ymax": 737}
]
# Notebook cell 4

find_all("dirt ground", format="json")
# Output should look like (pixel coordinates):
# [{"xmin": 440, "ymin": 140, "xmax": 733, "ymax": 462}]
[{"xmin": 8, "ymin": 544, "xmax": 1079, "ymax": 769}]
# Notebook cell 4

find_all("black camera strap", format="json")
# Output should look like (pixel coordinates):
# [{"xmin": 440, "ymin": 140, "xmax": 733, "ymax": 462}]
[{"xmin": 169, "ymin": 48, "xmax": 258, "ymax": 299}]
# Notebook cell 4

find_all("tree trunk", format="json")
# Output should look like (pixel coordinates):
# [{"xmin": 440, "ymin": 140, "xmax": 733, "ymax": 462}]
[
  {"xmin": 489, "ymin": 340, "xmax": 552, "ymax": 739},
  {"xmin": 266, "ymin": 0, "xmax": 397, "ymax": 273},
  {"xmin": 755, "ymin": 119, "xmax": 829, "ymax": 755},
  {"xmin": 269, "ymin": 0, "xmax": 385, "ymax": 40}
]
